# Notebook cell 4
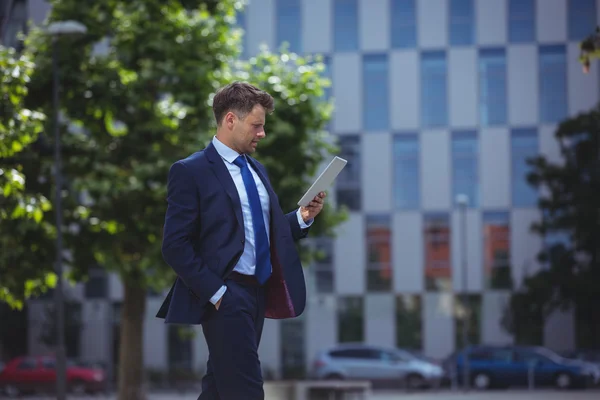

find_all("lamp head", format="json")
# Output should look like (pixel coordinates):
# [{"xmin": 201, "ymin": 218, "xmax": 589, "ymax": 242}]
[
  {"xmin": 455, "ymin": 194, "xmax": 469, "ymax": 207},
  {"xmin": 46, "ymin": 20, "xmax": 87, "ymax": 36}
]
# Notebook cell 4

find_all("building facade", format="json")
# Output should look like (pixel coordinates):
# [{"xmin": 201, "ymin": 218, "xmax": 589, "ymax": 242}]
[{"xmin": 6, "ymin": 0, "xmax": 600, "ymax": 379}]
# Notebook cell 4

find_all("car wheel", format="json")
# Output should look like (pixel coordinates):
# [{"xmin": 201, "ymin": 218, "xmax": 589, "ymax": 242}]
[
  {"xmin": 555, "ymin": 372, "xmax": 572, "ymax": 389},
  {"xmin": 406, "ymin": 373, "xmax": 424, "ymax": 390},
  {"xmin": 4, "ymin": 384, "xmax": 19, "ymax": 398},
  {"xmin": 472, "ymin": 372, "xmax": 492, "ymax": 390}
]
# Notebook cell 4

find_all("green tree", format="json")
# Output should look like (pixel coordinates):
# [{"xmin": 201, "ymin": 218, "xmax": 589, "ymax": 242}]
[
  {"xmin": 0, "ymin": 45, "xmax": 54, "ymax": 309},
  {"xmin": 579, "ymin": 26, "xmax": 600, "ymax": 73},
  {"xmin": 503, "ymin": 105, "xmax": 600, "ymax": 348},
  {"xmin": 225, "ymin": 47, "xmax": 345, "ymax": 242},
  {"xmin": 23, "ymin": 1, "xmax": 342, "ymax": 398}
]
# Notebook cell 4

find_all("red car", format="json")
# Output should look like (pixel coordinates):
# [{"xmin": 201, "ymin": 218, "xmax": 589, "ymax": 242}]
[{"xmin": 0, "ymin": 355, "xmax": 106, "ymax": 397}]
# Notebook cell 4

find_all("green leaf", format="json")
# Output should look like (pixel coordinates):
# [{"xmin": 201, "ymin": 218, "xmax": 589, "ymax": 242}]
[
  {"xmin": 11, "ymin": 204, "xmax": 25, "ymax": 219},
  {"xmin": 104, "ymin": 111, "xmax": 128, "ymax": 137},
  {"xmin": 33, "ymin": 208, "xmax": 43, "ymax": 223},
  {"xmin": 105, "ymin": 220, "xmax": 119, "ymax": 234},
  {"xmin": 11, "ymin": 141, "xmax": 23, "ymax": 152},
  {"xmin": 45, "ymin": 273, "xmax": 58, "ymax": 288},
  {"xmin": 2, "ymin": 183, "xmax": 12, "ymax": 197}
]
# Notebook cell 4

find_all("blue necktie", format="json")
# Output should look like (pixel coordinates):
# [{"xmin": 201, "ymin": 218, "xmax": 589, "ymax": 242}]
[{"xmin": 233, "ymin": 156, "xmax": 271, "ymax": 284}]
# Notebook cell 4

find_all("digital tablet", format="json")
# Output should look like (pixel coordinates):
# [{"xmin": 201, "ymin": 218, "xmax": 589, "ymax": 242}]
[{"xmin": 297, "ymin": 156, "xmax": 348, "ymax": 207}]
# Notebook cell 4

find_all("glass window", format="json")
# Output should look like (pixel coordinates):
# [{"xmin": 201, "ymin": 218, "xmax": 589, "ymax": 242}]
[
  {"xmin": 454, "ymin": 294, "xmax": 482, "ymax": 349},
  {"xmin": 469, "ymin": 348, "xmax": 513, "ymax": 361},
  {"xmin": 41, "ymin": 358, "xmax": 55, "ymax": 369},
  {"xmin": 479, "ymin": 49, "xmax": 507, "ymax": 126},
  {"xmin": 449, "ymin": 0, "xmax": 475, "ymax": 46},
  {"xmin": 423, "ymin": 213, "xmax": 452, "ymax": 291},
  {"xmin": 336, "ymin": 135, "xmax": 361, "ymax": 211},
  {"xmin": 337, "ymin": 297, "xmax": 364, "ymax": 343},
  {"xmin": 391, "ymin": 0, "xmax": 417, "ymax": 48},
  {"xmin": 511, "ymin": 128, "xmax": 539, "ymax": 207},
  {"xmin": 366, "ymin": 215, "xmax": 392, "ymax": 292},
  {"xmin": 276, "ymin": 0, "xmax": 301, "ymax": 53},
  {"xmin": 85, "ymin": 268, "xmax": 107, "ymax": 299},
  {"xmin": 542, "ymin": 209, "xmax": 570, "ymax": 268},
  {"xmin": 421, "ymin": 51, "xmax": 448, "ymax": 127},
  {"xmin": 112, "ymin": 302, "xmax": 122, "ymax": 369},
  {"xmin": 322, "ymin": 55, "xmax": 332, "ymax": 101},
  {"xmin": 2, "ymin": 0, "xmax": 27, "ymax": 50},
  {"xmin": 515, "ymin": 350, "xmax": 552, "ymax": 364},
  {"xmin": 395, "ymin": 295, "xmax": 422, "ymax": 349},
  {"xmin": 508, "ymin": 0, "xmax": 535, "ymax": 43},
  {"xmin": 539, "ymin": 45, "xmax": 567, "ymax": 123},
  {"xmin": 313, "ymin": 238, "xmax": 334, "ymax": 293},
  {"xmin": 334, "ymin": 0, "xmax": 359, "ymax": 51},
  {"xmin": 363, "ymin": 54, "xmax": 389, "ymax": 131},
  {"xmin": 112, "ymin": 302, "xmax": 122, "ymax": 325},
  {"xmin": 168, "ymin": 326, "xmax": 193, "ymax": 371},
  {"xmin": 483, "ymin": 212, "xmax": 512, "ymax": 289},
  {"xmin": 393, "ymin": 134, "xmax": 420, "ymax": 209},
  {"xmin": 17, "ymin": 358, "xmax": 37, "ymax": 370},
  {"xmin": 568, "ymin": 0, "xmax": 597, "ymax": 41},
  {"xmin": 236, "ymin": 9, "xmax": 247, "ymax": 59},
  {"xmin": 330, "ymin": 348, "xmax": 378, "ymax": 359},
  {"xmin": 281, "ymin": 318, "xmax": 305, "ymax": 378},
  {"xmin": 39, "ymin": 302, "xmax": 82, "ymax": 358},
  {"xmin": 451, "ymin": 131, "xmax": 478, "ymax": 208}
]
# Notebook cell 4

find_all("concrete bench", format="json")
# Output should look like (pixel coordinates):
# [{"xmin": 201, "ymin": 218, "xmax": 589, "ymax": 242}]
[{"xmin": 292, "ymin": 380, "xmax": 372, "ymax": 400}]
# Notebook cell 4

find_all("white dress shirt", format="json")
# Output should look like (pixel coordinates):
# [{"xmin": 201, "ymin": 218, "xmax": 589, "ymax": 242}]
[{"xmin": 209, "ymin": 136, "xmax": 313, "ymax": 304}]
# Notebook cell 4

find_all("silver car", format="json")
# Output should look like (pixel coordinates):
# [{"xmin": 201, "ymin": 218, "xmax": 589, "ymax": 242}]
[{"xmin": 310, "ymin": 343, "xmax": 444, "ymax": 389}]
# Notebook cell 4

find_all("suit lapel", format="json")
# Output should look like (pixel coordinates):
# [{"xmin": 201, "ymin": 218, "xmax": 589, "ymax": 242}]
[{"xmin": 205, "ymin": 142, "xmax": 244, "ymax": 230}]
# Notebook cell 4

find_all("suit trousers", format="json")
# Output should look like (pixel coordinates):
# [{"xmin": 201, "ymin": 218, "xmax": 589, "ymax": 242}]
[{"xmin": 198, "ymin": 276, "xmax": 266, "ymax": 400}]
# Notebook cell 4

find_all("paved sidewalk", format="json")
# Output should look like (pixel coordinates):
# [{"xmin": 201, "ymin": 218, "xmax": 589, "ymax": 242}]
[
  {"xmin": 116, "ymin": 389, "xmax": 600, "ymax": 400},
  {"xmin": 140, "ymin": 389, "xmax": 600, "ymax": 400},
  {"xmin": 6, "ymin": 389, "xmax": 600, "ymax": 400},
  {"xmin": 372, "ymin": 389, "xmax": 600, "ymax": 400}
]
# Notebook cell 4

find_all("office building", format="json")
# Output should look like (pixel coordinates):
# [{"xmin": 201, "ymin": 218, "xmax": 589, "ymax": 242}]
[{"xmin": 4, "ymin": 0, "xmax": 599, "ymax": 378}]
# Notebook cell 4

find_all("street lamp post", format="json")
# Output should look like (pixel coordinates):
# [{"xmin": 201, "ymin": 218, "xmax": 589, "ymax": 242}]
[
  {"xmin": 456, "ymin": 194, "xmax": 469, "ymax": 391},
  {"xmin": 45, "ymin": 20, "xmax": 87, "ymax": 400}
]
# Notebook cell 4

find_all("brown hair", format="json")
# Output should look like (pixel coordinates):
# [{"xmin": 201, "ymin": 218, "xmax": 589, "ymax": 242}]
[{"xmin": 212, "ymin": 81, "xmax": 275, "ymax": 126}]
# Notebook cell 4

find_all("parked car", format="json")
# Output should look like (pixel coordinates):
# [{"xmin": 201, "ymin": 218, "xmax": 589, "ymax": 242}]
[
  {"xmin": 561, "ymin": 349, "xmax": 600, "ymax": 368},
  {"xmin": 0, "ymin": 355, "xmax": 106, "ymax": 397},
  {"xmin": 310, "ymin": 343, "xmax": 444, "ymax": 389},
  {"xmin": 449, "ymin": 345, "xmax": 600, "ymax": 390},
  {"xmin": 561, "ymin": 349, "xmax": 600, "ymax": 386}
]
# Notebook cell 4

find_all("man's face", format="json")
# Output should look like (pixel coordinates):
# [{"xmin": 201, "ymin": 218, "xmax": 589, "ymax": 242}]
[{"xmin": 226, "ymin": 104, "xmax": 266, "ymax": 154}]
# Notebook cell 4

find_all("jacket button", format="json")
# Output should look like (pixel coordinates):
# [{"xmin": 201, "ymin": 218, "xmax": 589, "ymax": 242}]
[{"xmin": 241, "ymin": 239, "xmax": 245, "ymax": 244}]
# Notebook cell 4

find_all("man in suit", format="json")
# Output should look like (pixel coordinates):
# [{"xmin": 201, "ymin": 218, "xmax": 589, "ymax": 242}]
[{"xmin": 157, "ymin": 81, "xmax": 326, "ymax": 399}]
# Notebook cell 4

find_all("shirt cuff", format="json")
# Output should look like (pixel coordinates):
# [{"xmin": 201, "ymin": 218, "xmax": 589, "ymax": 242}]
[
  {"xmin": 297, "ymin": 208, "xmax": 314, "ymax": 229},
  {"xmin": 209, "ymin": 285, "xmax": 227, "ymax": 305}
]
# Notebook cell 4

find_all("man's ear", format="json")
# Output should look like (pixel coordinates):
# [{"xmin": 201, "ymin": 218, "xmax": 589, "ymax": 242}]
[{"xmin": 225, "ymin": 112, "xmax": 236, "ymax": 129}]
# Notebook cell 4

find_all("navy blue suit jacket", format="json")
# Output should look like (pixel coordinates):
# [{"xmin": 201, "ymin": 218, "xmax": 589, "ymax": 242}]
[{"xmin": 156, "ymin": 142, "xmax": 308, "ymax": 324}]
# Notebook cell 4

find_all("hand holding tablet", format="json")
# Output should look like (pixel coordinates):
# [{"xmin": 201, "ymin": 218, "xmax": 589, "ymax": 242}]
[{"xmin": 298, "ymin": 156, "xmax": 348, "ymax": 207}]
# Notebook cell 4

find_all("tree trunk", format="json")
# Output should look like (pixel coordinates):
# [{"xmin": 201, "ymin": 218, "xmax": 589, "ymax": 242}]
[{"xmin": 118, "ymin": 281, "xmax": 147, "ymax": 400}]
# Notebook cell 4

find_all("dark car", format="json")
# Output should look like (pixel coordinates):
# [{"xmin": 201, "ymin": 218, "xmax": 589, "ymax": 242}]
[
  {"xmin": 448, "ymin": 345, "xmax": 600, "ymax": 390},
  {"xmin": 561, "ymin": 349, "xmax": 600, "ymax": 368},
  {"xmin": 0, "ymin": 355, "xmax": 106, "ymax": 397}
]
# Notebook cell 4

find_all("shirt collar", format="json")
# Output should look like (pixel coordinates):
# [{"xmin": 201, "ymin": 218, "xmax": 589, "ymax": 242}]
[{"xmin": 212, "ymin": 135, "xmax": 242, "ymax": 164}]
